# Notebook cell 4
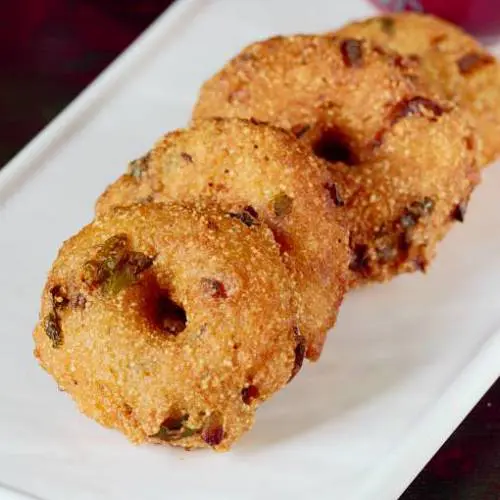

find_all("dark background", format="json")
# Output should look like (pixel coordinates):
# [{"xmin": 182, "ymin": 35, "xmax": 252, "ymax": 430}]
[{"xmin": 1, "ymin": 1, "xmax": 499, "ymax": 498}]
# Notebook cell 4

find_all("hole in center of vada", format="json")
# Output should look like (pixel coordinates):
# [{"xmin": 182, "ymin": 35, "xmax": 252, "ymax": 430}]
[
  {"xmin": 313, "ymin": 129, "xmax": 356, "ymax": 165},
  {"xmin": 156, "ymin": 293, "xmax": 187, "ymax": 336}
]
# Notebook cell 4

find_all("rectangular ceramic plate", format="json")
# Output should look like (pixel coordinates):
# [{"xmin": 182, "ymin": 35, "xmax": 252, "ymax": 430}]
[{"xmin": 1, "ymin": 0, "xmax": 499, "ymax": 499}]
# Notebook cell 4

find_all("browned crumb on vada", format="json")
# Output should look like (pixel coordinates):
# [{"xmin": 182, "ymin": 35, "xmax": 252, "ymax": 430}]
[
  {"xmin": 33, "ymin": 203, "xmax": 302, "ymax": 451},
  {"xmin": 335, "ymin": 12, "xmax": 500, "ymax": 166},
  {"xmin": 96, "ymin": 118, "xmax": 350, "ymax": 359},
  {"xmin": 192, "ymin": 35, "xmax": 481, "ymax": 286}
]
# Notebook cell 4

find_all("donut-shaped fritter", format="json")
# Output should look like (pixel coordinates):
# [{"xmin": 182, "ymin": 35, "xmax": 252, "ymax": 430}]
[
  {"xmin": 33, "ymin": 203, "xmax": 301, "ymax": 451},
  {"xmin": 192, "ymin": 35, "xmax": 480, "ymax": 285},
  {"xmin": 335, "ymin": 12, "xmax": 500, "ymax": 166},
  {"xmin": 96, "ymin": 118, "xmax": 349, "ymax": 360}
]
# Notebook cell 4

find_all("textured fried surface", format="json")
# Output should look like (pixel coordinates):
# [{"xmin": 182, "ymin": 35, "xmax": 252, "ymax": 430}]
[
  {"xmin": 192, "ymin": 35, "xmax": 480, "ymax": 285},
  {"xmin": 335, "ymin": 12, "xmax": 500, "ymax": 166},
  {"xmin": 193, "ymin": 35, "xmax": 422, "ymax": 153},
  {"xmin": 33, "ymin": 203, "xmax": 300, "ymax": 450},
  {"xmin": 97, "ymin": 118, "xmax": 349, "ymax": 359}
]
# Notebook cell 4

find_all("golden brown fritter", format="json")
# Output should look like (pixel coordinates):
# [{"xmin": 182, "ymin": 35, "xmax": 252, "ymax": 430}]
[
  {"xmin": 334, "ymin": 12, "xmax": 500, "ymax": 166},
  {"xmin": 96, "ymin": 118, "xmax": 350, "ymax": 360},
  {"xmin": 192, "ymin": 35, "xmax": 480, "ymax": 286},
  {"xmin": 193, "ymin": 35, "xmax": 423, "ymax": 155},
  {"xmin": 330, "ymin": 112, "xmax": 479, "ymax": 284},
  {"xmin": 33, "ymin": 203, "xmax": 301, "ymax": 451}
]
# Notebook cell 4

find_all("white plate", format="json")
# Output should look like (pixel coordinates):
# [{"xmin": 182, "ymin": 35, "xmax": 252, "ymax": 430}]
[{"xmin": 1, "ymin": 1, "xmax": 499, "ymax": 499}]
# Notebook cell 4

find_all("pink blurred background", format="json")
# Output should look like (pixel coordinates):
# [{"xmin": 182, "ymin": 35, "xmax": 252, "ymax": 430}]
[{"xmin": 371, "ymin": 0, "xmax": 500, "ymax": 38}]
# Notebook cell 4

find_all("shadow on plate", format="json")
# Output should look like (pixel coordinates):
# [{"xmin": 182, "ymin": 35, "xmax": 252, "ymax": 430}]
[{"xmin": 237, "ymin": 169, "xmax": 500, "ymax": 452}]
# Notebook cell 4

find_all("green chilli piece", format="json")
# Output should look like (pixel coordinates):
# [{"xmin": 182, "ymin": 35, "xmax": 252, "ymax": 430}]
[
  {"xmin": 128, "ymin": 154, "xmax": 150, "ymax": 179},
  {"xmin": 272, "ymin": 192, "xmax": 293, "ymax": 217},
  {"xmin": 380, "ymin": 17, "xmax": 396, "ymax": 35},
  {"xmin": 152, "ymin": 415, "xmax": 200, "ymax": 442},
  {"xmin": 44, "ymin": 312, "xmax": 63, "ymax": 348}
]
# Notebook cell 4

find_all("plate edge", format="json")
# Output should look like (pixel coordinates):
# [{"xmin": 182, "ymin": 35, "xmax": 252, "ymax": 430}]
[
  {"xmin": 0, "ymin": 0, "xmax": 202, "ymax": 206},
  {"xmin": 354, "ymin": 329, "xmax": 500, "ymax": 500},
  {"xmin": 0, "ymin": 0, "xmax": 198, "ymax": 498}
]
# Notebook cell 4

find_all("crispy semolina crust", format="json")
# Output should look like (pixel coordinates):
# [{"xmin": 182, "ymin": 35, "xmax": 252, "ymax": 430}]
[
  {"xmin": 192, "ymin": 35, "xmax": 480, "ymax": 286},
  {"xmin": 334, "ymin": 12, "xmax": 500, "ymax": 166},
  {"xmin": 96, "ymin": 118, "xmax": 350, "ymax": 359},
  {"xmin": 33, "ymin": 203, "xmax": 301, "ymax": 450}
]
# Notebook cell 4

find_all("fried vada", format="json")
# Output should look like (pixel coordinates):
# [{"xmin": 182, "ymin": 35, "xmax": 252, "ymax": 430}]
[
  {"xmin": 96, "ymin": 118, "xmax": 350, "ymax": 359},
  {"xmin": 33, "ymin": 203, "xmax": 302, "ymax": 450},
  {"xmin": 192, "ymin": 35, "xmax": 480, "ymax": 285}
]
